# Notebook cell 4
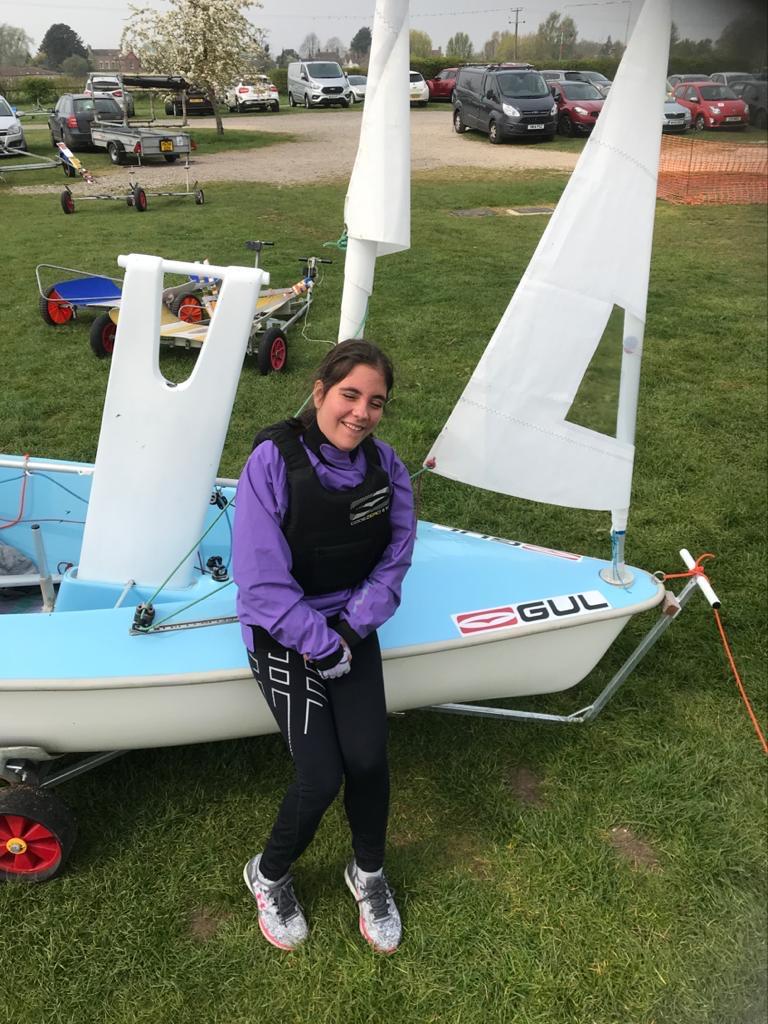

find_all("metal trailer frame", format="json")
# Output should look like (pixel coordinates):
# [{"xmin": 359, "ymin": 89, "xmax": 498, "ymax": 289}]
[{"xmin": 0, "ymin": 141, "xmax": 64, "ymax": 177}]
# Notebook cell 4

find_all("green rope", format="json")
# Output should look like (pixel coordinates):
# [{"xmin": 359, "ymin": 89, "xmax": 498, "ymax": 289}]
[
  {"xmin": 323, "ymin": 228, "xmax": 348, "ymax": 251},
  {"xmin": 140, "ymin": 579, "xmax": 234, "ymax": 632},
  {"xmin": 143, "ymin": 498, "xmax": 232, "ymax": 607}
]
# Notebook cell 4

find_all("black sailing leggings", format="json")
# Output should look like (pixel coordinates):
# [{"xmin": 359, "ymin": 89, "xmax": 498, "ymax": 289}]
[{"xmin": 247, "ymin": 631, "xmax": 390, "ymax": 880}]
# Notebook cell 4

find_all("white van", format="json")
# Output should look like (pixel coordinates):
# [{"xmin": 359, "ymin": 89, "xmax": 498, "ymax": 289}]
[{"xmin": 286, "ymin": 61, "xmax": 352, "ymax": 108}]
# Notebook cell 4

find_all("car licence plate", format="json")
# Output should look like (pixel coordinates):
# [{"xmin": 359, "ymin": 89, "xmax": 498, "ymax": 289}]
[
  {"xmin": 725, "ymin": 115, "xmax": 742, "ymax": 122},
  {"xmin": 160, "ymin": 139, "xmax": 174, "ymax": 152},
  {"xmin": 528, "ymin": 123, "xmax": 545, "ymax": 130}
]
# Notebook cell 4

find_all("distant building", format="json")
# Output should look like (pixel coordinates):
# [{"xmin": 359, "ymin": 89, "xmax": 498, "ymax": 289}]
[
  {"xmin": 315, "ymin": 49, "xmax": 345, "ymax": 63},
  {"xmin": 0, "ymin": 64, "xmax": 63, "ymax": 79},
  {"xmin": 88, "ymin": 49, "xmax": 142, "ymax": 72}
]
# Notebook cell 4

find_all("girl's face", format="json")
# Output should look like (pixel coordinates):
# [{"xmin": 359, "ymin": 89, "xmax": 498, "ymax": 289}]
[{"xmin": 313, "ymin": 363, "xmax": 388, "ymax": 451}]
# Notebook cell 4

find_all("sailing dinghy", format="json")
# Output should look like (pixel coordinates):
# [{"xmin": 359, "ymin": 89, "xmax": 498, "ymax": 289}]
[{"xmin": 1, "ymin": 0, "xmax": 710, "ymax": 880}]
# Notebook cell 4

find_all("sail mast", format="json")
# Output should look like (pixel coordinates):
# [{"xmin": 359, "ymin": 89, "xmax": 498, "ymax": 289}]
[{"xmin": 338, "ymin": 0, "xmax": 410, "ymax": 340}]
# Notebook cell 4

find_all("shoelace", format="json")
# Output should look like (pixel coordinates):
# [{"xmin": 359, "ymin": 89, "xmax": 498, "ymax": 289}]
[
  {"xmin": 268, "ymin": 876, "xmax": 301, "ymax": 924},
  {"xmin": 360, "ymin": 875, "xmax": 394, "ymax": 921}
]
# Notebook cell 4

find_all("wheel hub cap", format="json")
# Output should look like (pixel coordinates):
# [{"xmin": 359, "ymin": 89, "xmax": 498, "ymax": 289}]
[{"xmin": 5, "ymin": 836, "xmax": 27, "ymax": 855}]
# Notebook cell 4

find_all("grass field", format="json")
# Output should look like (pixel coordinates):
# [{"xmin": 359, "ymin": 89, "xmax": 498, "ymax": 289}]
[{"xmin": 0, "ymin": 169, "xmax": 766, "ymax": 1024}]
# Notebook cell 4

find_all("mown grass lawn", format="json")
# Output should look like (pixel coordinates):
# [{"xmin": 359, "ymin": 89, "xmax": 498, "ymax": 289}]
[{"xmin": 0, "ymin": 172, "xmax": 765, "ymax": 1024}]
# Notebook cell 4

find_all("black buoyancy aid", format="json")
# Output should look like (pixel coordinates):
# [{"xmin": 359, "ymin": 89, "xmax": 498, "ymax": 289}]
[{"xmin": 253, "ymin": 419, "xmax": 392, "ymax": 596}]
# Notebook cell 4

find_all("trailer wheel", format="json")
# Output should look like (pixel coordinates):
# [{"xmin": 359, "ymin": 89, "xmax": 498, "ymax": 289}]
[
  {"xmin": 107, "ymin": 141, "xmax": 125, "ymax": 165},
  {"xmin": 163, "ymin": 154, "xmax": 179, "ymax": 163},
  {"xmin": 0, "ymin": 785, "xmax": 76, "ymax": 883},
  {"xmin": 257, "ymin": 327, "xmax": 288, "ymax": 375},
  {"xmin": 61, "ymin": 160, "xmax": 77, "ymax": 179},
  {"xmin": 60, "ymin": 191, "xmax": 75, "ymax": 215},
  {"xmin": 40, "ymin": 285, "xmax": 74, "ymax": 326},
  {"xmin": 194, "ymin": 189, "xmax": 205, "ymax": 205},
  {"xmin": 90, "ymin": 313, "xmax": 116, "ymax": 358},
  {"xmin": 171, "ymin": 293, "xmax": 203, "ymax": 323},
  {"xmin": 133, "ymin": 187, "xmax": 148, "ymax": 213}
]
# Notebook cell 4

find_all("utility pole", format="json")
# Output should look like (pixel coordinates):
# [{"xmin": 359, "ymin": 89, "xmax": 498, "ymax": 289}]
[{"xmin": 509, "ymin": 7, "xmax": 524, "ymax": 60}]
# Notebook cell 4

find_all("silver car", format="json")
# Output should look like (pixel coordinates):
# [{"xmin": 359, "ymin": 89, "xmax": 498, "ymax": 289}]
[
  {"xmin": 348, "ymin": 75, "xmax": 367, "ymax": 103},
  {"xmin": 0, "ymin": 95, "xmax": 26, "ymax": 153},
  {"xmin": 662, "ymin": 97, "xmax": 691, "ymax": 133}
]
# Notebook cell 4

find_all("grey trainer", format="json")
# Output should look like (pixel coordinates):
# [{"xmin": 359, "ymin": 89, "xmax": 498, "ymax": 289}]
[
  {"xmin": 344, "ymin": 860, "xmax": 402, "ymax": 953},
  {"xmin": 243, "ymin": 854, "xmax": 308, "ymax": 951}
]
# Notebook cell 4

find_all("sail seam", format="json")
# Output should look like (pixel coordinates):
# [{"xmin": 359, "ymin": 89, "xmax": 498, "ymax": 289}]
[
  {"xmin": 457, "ymin": 398, "xmax": 632, "ymax": 462},
  {"xmin": 589, "ymin": 137, "xmax": 657, "ymax": 183}
]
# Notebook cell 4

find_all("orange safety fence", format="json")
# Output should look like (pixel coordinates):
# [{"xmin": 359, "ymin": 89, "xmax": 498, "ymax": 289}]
[{"xmin": 657, "ymin": 134, "xmax": 768, "ymax": 206}]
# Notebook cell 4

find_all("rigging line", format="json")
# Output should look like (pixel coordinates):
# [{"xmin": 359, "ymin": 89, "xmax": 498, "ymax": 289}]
[
  {"xmin": 136, "ymin": 580, "xmax": 235, "ymax": 633},
  {"xmin": 0, "ymin": 455, "xmax": 29, "ymax": 531}
]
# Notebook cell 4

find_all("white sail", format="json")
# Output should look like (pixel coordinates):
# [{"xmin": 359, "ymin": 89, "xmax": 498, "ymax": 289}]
[
  {"xmin": 427, "ymin": 0, "xmax": 671, "ymax": 515},
  {"xmin": 338, "ymin": 0, "xmax": 410, "ymax": 340}
]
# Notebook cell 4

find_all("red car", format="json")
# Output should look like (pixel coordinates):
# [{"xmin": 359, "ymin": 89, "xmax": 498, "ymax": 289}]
[
  {"xmin": 426, "ymin": 67, "xmax": 458, "ymax": 101},
  {"xmin": 550, "ymin": 80, "xmax": 604, "ymax": 136},
  {"xmin": 672, "ymin": 82, "xmax": 748, "ymax": 130}
]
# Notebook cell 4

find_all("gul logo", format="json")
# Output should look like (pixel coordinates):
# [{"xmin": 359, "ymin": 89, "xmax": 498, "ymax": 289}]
[
  {"xmin": 452, "ymin": 590, "xmax": 611, "ymax": 636},
  {"xmin": 453, "ymin": 606, "xmax": 519, "ymax": 635}
]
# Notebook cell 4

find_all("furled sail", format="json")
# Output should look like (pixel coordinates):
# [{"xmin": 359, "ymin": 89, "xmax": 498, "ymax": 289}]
[
  {"xmin": 427, "ymin": 0, "xmax": 671, "ymax": 515},
  {"xmin": 338, "ymin": 0, "xmax": 410, "ymax": 340}
]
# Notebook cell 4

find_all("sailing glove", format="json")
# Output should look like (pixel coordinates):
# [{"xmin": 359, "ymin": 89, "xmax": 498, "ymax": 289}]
[{"xmin": 312, "ymin": 643, "xmax": 352, "ymax": 680}]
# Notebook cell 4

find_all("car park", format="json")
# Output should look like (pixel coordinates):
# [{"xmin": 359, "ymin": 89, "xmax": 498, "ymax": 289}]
[
  {"xmin": 540, "ymin": 69, "xmax": 612, "ymax": 96},
  {"xmin": 224, "ymin": 76, "xmax": 280, "ymax": 112},
  {"xmin": 347, "ymin": 75, "xmax": 367, "ymax": 103},
  {"xmin": 732, "ymin": 80, "xmax": 767, "ymax": 128},
  {"xmin": 426, "ymin": 67, "xmax": 458, "ymax": 101},
  {"xmin": 0, "ymin": 95, "xmax": 26, "ymax": 153},
  {"xmin": 672, "ymin": 81, "xmax": 748, "ymax": 130},
  {"xmin": 452, "ymin": 64, "xmax": 556, "ymax": 143},
  {"xmin": 710, "ymin": 72, "xmax": 755, "ymax": 88},
  {"xmin": 667, "ymin": 73, "xmax": 711, "ymax": 89},
  {"xmin": 662, "ymin": 97, "xmax": 691, "ymax": 133},
  {"xmin": 164, "ymin": 90, "xmax": 215, "ymax": 116},
  {"xmin": 550, "ymin": 80, "xmax": 604, "ymax": 135},
  {"xmin": 409, "ymin": 71, "xmax": 429, "ymax": 107},
  {"xmin": 287, "ymin": 61, "xmax": 351, "ymax": 108},
  {"xmin": 84, "ymin": 74, "xmax": 135, "ymax": 117},
  {"xmin": 48, "ymin": 94, "xmax": 123, "ymax": 150}
]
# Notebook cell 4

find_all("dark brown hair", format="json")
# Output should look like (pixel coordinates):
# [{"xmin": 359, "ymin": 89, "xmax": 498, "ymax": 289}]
[{"xmin": 299, "ymin": 339, "xmax": 394, "ymax": 426}]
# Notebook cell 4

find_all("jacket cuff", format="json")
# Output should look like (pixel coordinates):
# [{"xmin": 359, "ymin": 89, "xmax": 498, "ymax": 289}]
[
  {"xmin": 334, "ymin": 619, "xmax": 364, "ymax": 650},
  {"xmin": 312, "ymin": 644, "xmax": 346, "ymax": 672}
]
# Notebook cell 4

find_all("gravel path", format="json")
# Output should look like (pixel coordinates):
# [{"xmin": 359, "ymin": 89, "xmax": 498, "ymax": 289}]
[{"xmin": 12, "ymin": 108, "xmax": 578, "ymax": 195}]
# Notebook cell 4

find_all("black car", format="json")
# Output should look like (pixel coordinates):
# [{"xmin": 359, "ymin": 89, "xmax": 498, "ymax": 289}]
[
  {"xmin": 164, "ymin": 90, "xmax": 215, "ymax": 116},
  {"xmin": 732, "ymin": 80, "xmax": 767, "ymax": 128},
  {"xmin": 49, "ymin": 94, "xmax": 123, "ymax": 150},
  {"xmin": 452, "ymin": 63, "xmax": 557, "ymax": 143}
]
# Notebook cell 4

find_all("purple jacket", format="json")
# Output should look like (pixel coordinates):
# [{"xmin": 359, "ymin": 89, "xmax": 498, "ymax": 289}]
[{"xmin": 233, "ymin": 429, "xmax": 416, "ymax": 660}]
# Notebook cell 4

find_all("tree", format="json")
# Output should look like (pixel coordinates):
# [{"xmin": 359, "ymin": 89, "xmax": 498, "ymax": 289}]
[
  {"xmin": 409, "ymin": 29, "xmax": 433, "ymax": 58},
  {"xmin": 716, "ymin": 11, "xmax": 767, "ymax": 68},
  {"xmin": 276, "ymin": 48, "xmax": 299, "ymax": 68},
  {"xmin": 299, "ymin": 33, "xmax": 320, "ymax": 58},
  {"xmin": 38, "ymin": 23, "xmax": 87, "ymax": 69},
  {"xmin": 123, "ymin": 0, "xmax": 265, "ymax": 135},
  {"xmin": 0, "ymin": 24, "xmax": 33, "ymax": 65},
  {"xmin": 349, "ymin": 27, "xmax": 371, "ymax": 63},
  {"xmin": 61, "ymin": 54, "xmax": 90, "ymax": 77},
  {"xmin": 446, "ymin": 32, "xmax": 473, "ymax": 60},
  {"xmin": 536, "ymin": 11, "xmax": 577, "ymax": 61},
  {"xmin": 325, "ymin": 36, "xmax": 345, "ymax": 59}
]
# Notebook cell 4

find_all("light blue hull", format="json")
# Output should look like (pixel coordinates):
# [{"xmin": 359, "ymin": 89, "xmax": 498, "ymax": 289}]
[{"xmin": 1, "ymin": 456, "xmax": 663, "ymax": 753}]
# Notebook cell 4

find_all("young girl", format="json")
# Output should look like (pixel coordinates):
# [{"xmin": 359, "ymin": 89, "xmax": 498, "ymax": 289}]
[{"xmin": 233, "ymin": 339, "xmax": 416, "ymax": 953}]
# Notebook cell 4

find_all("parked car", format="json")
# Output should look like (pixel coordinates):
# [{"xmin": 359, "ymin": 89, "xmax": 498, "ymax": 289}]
[
  {"xmin": 0, "ymin": 95, "xmax": 26, "ymax": 153},
  {"xmin": 84, "ymin": 74, "xmax": 134, "ymax": 117},
  {"xmin": 672, "ymin": 82, "xmax": 748, "ymax": 130},
  {"xmin": 550, "ymin": 80, "xmax": 604, "ymax": 135},
  {"xmin": 223, "ymin": 76, "xmax": 279, "ymax": 112},
  {"xmin": 409, "ymin": 71, "xmax": 429, "ymax": 107},
  {"xmin": 48, "ymin": 94, "xmax": 123, "ymax": 150},
  {"xmin": 540, "ymin": 69, "xmax": 612, "ymax": 96},
  {"xmin": 426, "ymin": 67, "xmax": 458, "ymax": 101},
  {"xmin": 667, "ymin": 73, "xmax": 711, "ymax": 88},
  {"xmin": 286, "ymin": 61, "xmax": 351, "ymax": 108},
  {"xmin": 452, "ymin": 64, "xmax": 556, "ymax": 143},
  {"xmin": 164, "ymin": 90, "xmax": 215, "ymax": 116},
  {"xmin": 731, "ymin": 80, "xmax": 767, "ymax": 128},
  {"xmin": 710, "ymin": 72, "xmax": 755, "ymax": 88},
  {"xmin": 662, "ymin": 97, "xmax": 692, "ymax": 133},
  {"xmin": 347, "ymin": 74, "xmax": 367, "ymax": 103}
]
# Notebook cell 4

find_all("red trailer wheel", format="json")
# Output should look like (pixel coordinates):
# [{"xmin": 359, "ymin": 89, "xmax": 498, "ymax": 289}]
[
  {"xmin": 60, "ymin": 191, "xmax": 75, "ymax": 214},
  {"xmin": 172, "ymin": 293, "xmax": 203, "ymax": 323},
  {"xmin": 39, "ymin": 286, "xmax": 74, "ymax": 326},
  {"xmin": 0, "ymin": 786, "xmax": 76, "ymax": 882},
  {"xmin": 90, "ymin": 312, "xmax": 117, "ymax": 357},
  {"xmin": 256, "ymin": 327, "xmax": 288, "ymax": 375},
  {"xmin": 133, "ymin": 187, "xmax": 148, "ymax": 212}
]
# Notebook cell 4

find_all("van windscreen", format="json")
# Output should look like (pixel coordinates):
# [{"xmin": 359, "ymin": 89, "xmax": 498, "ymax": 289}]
[
  {"xmin": 306, "ymin": 62, "xmax": 342, "ymax": 78},
  {"xmin": 496, "ymin": 72, "xmax": 550, "ymax": 99}
]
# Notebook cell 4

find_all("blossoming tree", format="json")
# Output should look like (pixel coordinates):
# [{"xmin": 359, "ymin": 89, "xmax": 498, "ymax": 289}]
[{"xmin": 122, "ymin": 0, "xmax": 265, "ymax": 134}]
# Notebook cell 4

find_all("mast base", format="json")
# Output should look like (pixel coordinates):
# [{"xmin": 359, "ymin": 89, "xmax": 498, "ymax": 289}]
[{"xmin": 599, "ymin": 565, "xmax": 635, "ymax": 586}]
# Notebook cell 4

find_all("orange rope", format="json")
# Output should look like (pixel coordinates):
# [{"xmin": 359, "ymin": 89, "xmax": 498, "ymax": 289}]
[
  {"xmin": 0, "ymin": 454, "xmax": 29, "ymax": 531},
  {"xmin": 661, "ymin": 552, "xmax": 767, "ymax": 756}
]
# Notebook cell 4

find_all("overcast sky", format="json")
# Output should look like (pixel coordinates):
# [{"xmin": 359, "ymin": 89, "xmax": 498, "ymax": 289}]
[{"xmin": 1, "ymin": 0, "xmax": 749, "ymax": 56}]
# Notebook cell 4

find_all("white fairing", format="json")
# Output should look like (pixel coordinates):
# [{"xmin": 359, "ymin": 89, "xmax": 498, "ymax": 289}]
[
  {"xmin": 338, "ymin": 0, "xmax": 410, "ymax": 339},
  {"xmin": 78, "ymin": 255, "xmax": 267, "ymax": 588},
  {"xmin": 427, "ymin": 0, "xmax": 671, "ymax": 512}
]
